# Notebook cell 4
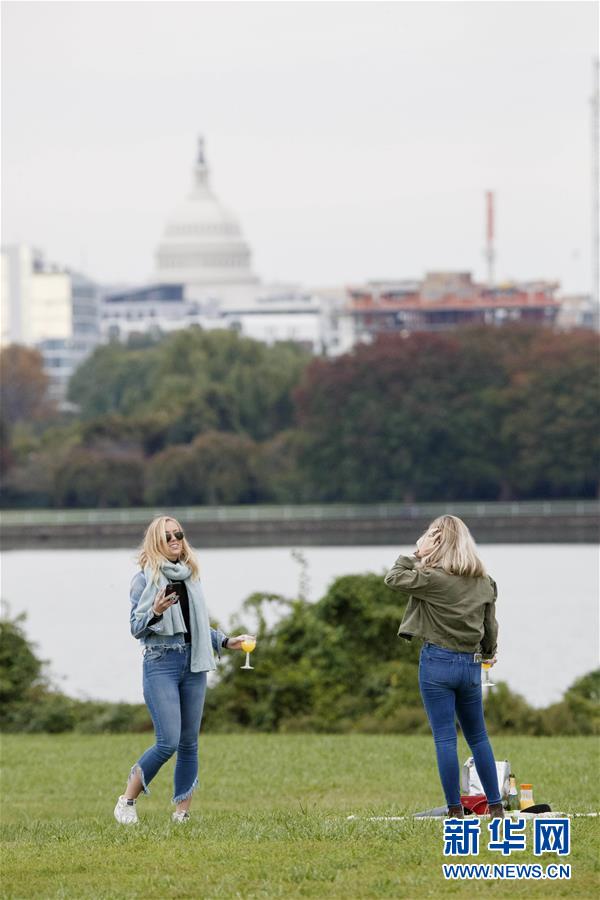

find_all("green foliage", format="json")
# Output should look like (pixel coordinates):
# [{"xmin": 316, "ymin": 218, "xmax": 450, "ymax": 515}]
[
  {"xmin": 254, "ymin": 429, "xmax": 308, "ymax": 502},
  {"xmin": 294, "ymin": 326, "xmax": 600, "ymax": 501},
  {"xmin": 205, "ymin": 572, "xmax": 599, "ymax": 736},
  {"xmin": 1, "ymin": 599, "xmax": 598, "ymax": 736},
  {"xmin": 0, "ymin": 615, "xmax": 79, "ymax": 733},
  {"xmin": 145, "ymin": 431, "xmax": 264, "ymax": 505},
  {"xmin": 66, "ymin": 700, "xmax": 151, "ymax": 734},
  {"xmin": 66, "ymin": 341, "xmax": 157, "ymax": 418},
  {"xmin": 2, "ymin": 325, "xmax": 598, "ymax": 506},
  {"xmin": 5, "ymin": 689, "xmax": 79, "ymax": 734},
  {"xmin": 68, "ymin": 328, "xmax": 310, "ymax": 441},
  {"xmin": 481, "ymin": 683, "xmax": 546, "ymax": 734},
  {"xmin": 0, "ymin": 613, "xmax": 44, "ymax": 707},
  {"xmin": 3, "ymin": 692, "xmax": 152, "ymax": 735},
  {"xmin": 500, "ymin": 330, "xmax": 600, "ymax": 497},
  {"xmin": 210, "ymin": 575, "xmax": 600, "ymax": 735},
  {"xmin": 52, "ymin": 448, "xmax": 145, "ymax": 507},
  {"xmin": 0, "ymin": 611, "xmax": 152, "ymax": 734},
  {"xmin": 541, "ymin": 670, "xmax": 600, "ymax": 736}
]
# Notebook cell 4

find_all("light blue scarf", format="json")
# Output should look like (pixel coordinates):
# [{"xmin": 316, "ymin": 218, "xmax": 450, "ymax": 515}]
[{"xmin": 135, "ymin": 560, "xmax": 216, "ymax": 673}]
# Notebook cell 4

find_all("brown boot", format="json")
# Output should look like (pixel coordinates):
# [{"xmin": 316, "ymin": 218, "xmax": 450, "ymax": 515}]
[
  {"xmin": 447, "ymin": 804, "xmax": 464, "ymax": 818},
  {"xmin": 488, "ymin": 802, "xmax": 505, "ymax": 819}
]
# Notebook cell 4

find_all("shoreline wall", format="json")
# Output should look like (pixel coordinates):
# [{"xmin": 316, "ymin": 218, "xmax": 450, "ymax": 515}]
[{"xmin": 1, "ymin": 502, "xmax": 597, "ymax": 548}]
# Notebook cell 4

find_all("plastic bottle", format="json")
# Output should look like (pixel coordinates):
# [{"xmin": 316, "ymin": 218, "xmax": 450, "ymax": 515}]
[{"xmin": 520, "ymin": 783, "xmax": 534, "ymax": 810}]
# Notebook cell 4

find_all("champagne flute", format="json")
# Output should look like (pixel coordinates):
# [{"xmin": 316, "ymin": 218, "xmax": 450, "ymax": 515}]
[
  {"xmin": 482, "ymin": 661, "xmax": 495, "ymax": 688},
  {"xmin": 240, "ymin": 637, "xmax": 256, "ymax": 670}
]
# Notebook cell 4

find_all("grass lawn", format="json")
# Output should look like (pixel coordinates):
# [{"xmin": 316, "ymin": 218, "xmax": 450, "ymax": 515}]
[{"xmin": 1, "ymin": 734, "xmax": 598, "ymax": 898}]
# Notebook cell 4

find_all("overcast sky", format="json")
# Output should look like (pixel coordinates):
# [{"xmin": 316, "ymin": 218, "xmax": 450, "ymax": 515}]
[{"xmin": 1, "ymin": 1, "xmax": 598, "ymax": 293}]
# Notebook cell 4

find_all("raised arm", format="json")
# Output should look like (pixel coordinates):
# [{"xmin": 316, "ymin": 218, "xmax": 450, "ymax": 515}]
[{"xmin": 384, "ymin": 554, "xmax": 435, "ymax": 595}]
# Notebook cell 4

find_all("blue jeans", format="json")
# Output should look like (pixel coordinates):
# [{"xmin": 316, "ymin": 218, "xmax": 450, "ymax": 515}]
[
  {"xmin": 418, "ymin": 643, "xmax": 501, "ymax": 808},
  {"xmin": 131, "ymin": 644, "xmax": 207, "ymax": 804}
]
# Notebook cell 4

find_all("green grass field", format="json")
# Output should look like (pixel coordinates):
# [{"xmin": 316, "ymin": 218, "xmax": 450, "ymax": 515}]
[{"xmin": 1, "ymin": 734, "xmax": 598, "ymax": 898}]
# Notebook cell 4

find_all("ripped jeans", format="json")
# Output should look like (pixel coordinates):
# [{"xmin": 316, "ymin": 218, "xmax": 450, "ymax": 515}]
[{"xmin": 131, "ymin": 643, "xmax": 207, "ymax": 804}]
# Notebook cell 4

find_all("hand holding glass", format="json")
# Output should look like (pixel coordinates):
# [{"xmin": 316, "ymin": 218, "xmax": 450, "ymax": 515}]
[
  {"xmin": 241, "ymin": 638, "xmax": 256, "ymax": 670},
  {"xmin": 482, "ymin": 661, "xmax": 495, "ymax": 688}
]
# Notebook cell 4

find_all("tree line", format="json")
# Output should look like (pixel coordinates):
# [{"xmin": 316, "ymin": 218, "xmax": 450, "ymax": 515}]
[{"xmin": 1, "ymin": 324, "xmax": 598, "ymax": 507}]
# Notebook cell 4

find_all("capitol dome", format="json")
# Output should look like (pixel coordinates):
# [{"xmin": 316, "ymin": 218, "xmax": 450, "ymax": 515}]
[{"xmin": 155, "ymin": 137, "xmax": 259, "ymax": 288}]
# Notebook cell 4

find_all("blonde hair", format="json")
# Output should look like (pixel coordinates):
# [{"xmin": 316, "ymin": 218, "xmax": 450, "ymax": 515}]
[
  {"xmin": 138, "ymin": 515, "xmax": 200, "ymax": 584},
  {"xmin": 418, "ymin": 514, "xmax": 486, "ymax": 578}
]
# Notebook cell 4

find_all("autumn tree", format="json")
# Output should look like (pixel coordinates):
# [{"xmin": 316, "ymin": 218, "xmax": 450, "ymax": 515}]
[
  {"xmin": 293, "ymin": 326, "xmax": 600, "ymax": 502},
  {"xmin": 0, "ymin": 344, "xmax": 55, "ymax": 426}
]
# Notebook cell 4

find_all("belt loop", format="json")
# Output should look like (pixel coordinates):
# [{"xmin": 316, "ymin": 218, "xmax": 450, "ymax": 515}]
[{"xmin": 474, "ymin": 652, "xmax": 482, "ymax": 663}]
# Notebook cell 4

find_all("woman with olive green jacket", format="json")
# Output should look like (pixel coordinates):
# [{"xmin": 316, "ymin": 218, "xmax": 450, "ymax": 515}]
[{"xmin": 385, "ymin": 514, "xmax": 503, "ymax": 820}]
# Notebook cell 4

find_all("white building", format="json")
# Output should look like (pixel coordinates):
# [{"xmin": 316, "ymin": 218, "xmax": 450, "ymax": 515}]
[
  {"xmin": 0, "ymin": 245, "xmax": 100, "ymax": 400},
  {"xmin": 101, "ymin": 281, "xmax": 329, "ymax": 353},
  {"xmin": 555, "ymin": 294, "xmax": 597, "ymax": 330},
  {"xmin": 155, "ymin": 136, "xmax": 259, "ymax": 302},
  {"xmin": 101, "ymin": 136, "xmax": 334, "ymax": 353}
]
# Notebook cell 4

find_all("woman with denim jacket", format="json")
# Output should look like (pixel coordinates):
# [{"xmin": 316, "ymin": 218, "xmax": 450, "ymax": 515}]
[
  {"xmin": 114, "ymin": 515, "xmax": 255, "ymax": 825},
  {"xmin": 384, "ymin": 515, "xmax": 504, "ymax": 820}
]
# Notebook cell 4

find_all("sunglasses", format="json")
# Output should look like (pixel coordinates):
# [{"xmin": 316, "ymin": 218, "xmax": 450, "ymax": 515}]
[{"xmin": 165, "ymin": 531, "xmax": 184, "ymax": 542}]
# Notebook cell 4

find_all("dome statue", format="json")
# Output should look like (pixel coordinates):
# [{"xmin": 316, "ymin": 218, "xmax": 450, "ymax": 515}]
[{"xmin": 155, "ymin": 136, "xmax": 259, "ymax": 288}]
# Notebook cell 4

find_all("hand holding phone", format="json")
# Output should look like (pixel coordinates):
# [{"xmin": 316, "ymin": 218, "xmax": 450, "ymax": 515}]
[
  {"xmin": 166, "ymin": 583, "xmax": 179, "ymax": 605},
  {"xmin": 152, "ymin": 585, "xmax": 179, "ymax": 615}
]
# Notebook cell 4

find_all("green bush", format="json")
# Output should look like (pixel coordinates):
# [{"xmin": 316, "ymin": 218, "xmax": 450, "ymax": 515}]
[
  {"xmin": 0, "ymin": 613, "xmax": 45, "ymax": 708},
  {"xmin": 1, "ymin": 598, "xmax": 598, "ymax": 736},
  {"xmin": 0, "ymin": 612, "xmax": 149, "ymax": 734},
  {"xmin": 204, "ymin": 574, "xmax": 437, "ymax": 733},
  {"xmin": 3, "ymin": 689, "xmax": 77, "ymax": 733},
  {"xmin": 73, "ymin": 701, "xmax": 151, "ymax": 734}
]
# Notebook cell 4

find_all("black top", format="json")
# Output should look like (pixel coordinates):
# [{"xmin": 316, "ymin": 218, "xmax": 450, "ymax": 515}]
[
  {"xmin": 169, "ymin": 580, "xmax": 192, "ymax": 643},
  {"xmin": 148, "ymin": 579, "xmax": 192, "ymax": 643}
]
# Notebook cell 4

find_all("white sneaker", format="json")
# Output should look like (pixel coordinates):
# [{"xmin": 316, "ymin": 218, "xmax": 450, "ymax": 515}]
[
  {"xmin": 114, "ymin": 795, "xmax": 139, "ymax": 825},
  {"xmin": 172, "ymin": 810, "xmax": 190, "ymax": 823}
]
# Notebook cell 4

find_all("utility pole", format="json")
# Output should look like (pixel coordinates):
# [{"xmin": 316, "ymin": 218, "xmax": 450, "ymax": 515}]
[{"xmin": 591, "ymin": 58, "xmax": 599, "ymax": 324}]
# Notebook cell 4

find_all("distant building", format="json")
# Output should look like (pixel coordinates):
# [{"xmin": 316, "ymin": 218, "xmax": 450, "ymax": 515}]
[
  {"xmin": 103, "ymin": 138, "xmax": 587, "ymax": 357},
  {"xmin": 154, "ymin": 135, "xmax": 259, "ymax": 303},
  {"xmin": 555, "ymin": 294, "xmax": 597, "ymax": 330},
  {"xmin": 8, "ymin": 137, "xmax": 591, "ymax": 392},
  {"xmin": 342, "ymin": 272, "xmax": 562, "ymax": 342},
  {"xmin": 101, "ymin": 136, "xmax": 330, "ymax": 353},
  {"xmin": 101, "ymin": 281, "xmax": 328, "ymax": 353},
  {"xmin": 0, "ymin": 244, "xmax": 100, "ymax": 401}
]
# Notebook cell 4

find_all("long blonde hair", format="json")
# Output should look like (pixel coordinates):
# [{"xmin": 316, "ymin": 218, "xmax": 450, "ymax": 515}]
[
  {"xmin": 138, "ymin": 515, "xmax": 200, "ymax": 584},
  {"xmin": 418, "ymin": 514, "xmax": 486, "ymax": 578}
]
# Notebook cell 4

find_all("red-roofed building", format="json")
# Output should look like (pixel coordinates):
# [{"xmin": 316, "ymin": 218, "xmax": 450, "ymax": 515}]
[{"xmin": 345, "ymin": 272, "xmax": 561, "ymax": 340}]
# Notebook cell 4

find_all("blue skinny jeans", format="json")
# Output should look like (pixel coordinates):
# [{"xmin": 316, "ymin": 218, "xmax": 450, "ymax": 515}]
[
  {"xmin": 418, "ymin": 642, "xmax": 501, "ymax": 808},
  {"xmin": 131, "ymin": 644, "xmax": 207, "ymax": 804}
]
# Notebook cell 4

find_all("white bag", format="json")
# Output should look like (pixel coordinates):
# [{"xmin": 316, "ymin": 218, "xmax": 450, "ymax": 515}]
[{"xmin": 461, "ymin": 757, "xmax": 511, "ymax": 800}]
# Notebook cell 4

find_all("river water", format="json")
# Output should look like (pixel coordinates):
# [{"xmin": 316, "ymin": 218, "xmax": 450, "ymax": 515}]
[{"xmin": 1, "ymin": 544, "xmax": 597, "ymax": 708}]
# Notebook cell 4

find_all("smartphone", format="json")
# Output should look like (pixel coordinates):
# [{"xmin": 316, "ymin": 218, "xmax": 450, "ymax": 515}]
[{"xmin": 166, "ymin": 582, "xmax": 179, "ymax": 604}]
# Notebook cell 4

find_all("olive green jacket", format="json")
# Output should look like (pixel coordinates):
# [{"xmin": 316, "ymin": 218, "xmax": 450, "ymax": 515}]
[{"xmin": 384, "ymin": 554, "xmax": 498, "ymax": 658}]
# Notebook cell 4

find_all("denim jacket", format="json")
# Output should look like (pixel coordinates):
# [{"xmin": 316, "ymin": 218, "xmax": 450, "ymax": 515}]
[{"xmin": 129, "ymin": 571, "xmax": 228, "ymax": 659}]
